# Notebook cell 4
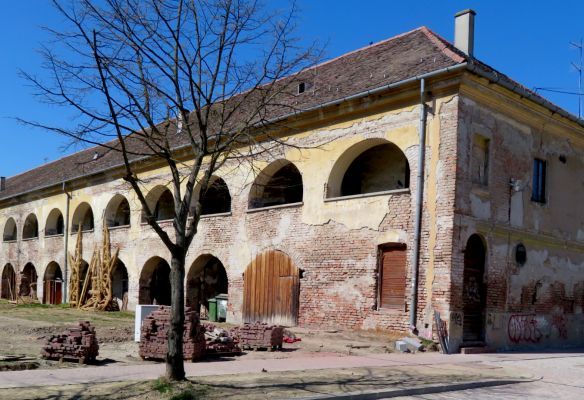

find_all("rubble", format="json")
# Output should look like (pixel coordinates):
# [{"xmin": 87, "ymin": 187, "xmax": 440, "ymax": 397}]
[
  {"xmin": 232, "ymin": 322, "xmax": 284, "ymax": 350},
  {"xmin": 138, "ymin": 306, "xmax": 206, "ymax": 362},
  {"xmin": 202, "ymin": 323, "xmax": 241, "ymax": 355},
  {"xmin": 40, "ymin": 321, "xmax": 99, "ymax": 364}
]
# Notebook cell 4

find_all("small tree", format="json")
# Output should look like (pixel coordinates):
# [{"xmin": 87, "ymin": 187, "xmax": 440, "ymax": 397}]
[{"xmin": 22, "ymin": 0, "xmax": 318, "ymax": 380}]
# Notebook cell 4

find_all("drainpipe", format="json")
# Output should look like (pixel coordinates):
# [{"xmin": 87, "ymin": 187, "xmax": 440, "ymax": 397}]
[
  {"xmin": 62, "ymin": 181, "xmax": 71, "ymax": 302},
  {"xmin": 409, "ymin": 78, "xmax": 427, "ymax": 332}
]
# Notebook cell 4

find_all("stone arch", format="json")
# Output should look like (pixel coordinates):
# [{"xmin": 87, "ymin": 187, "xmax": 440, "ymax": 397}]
[
  {"xmin": 326, "ymin": 139, "xmax": 410, "ymax": 198},
  {"xmin": 71, "ymin": 203, "xmax": 94, "ymax": 233},
  {"xmin": 248, "ymin": 160, "xmax": 303, "ymax": 209},
  {"xmin": 142, "ymin": 186, "xmax": 175, "ymax": 222},
  {"xmin": 22, "ymin": 213, "xmax": 39, "ymax": 239},
  {"xmin": 20, "ymin": 263, "xmax": 38, "ymax": 299},
  {"xmin": 43, "ymin": 262, "xmax": 63, "ymax": 304},
  {"xmin": 139, "ymin": 257, "xmax": 171, "ymax": 305},
  {"xmin": 193, "ymin": 177, "xmax": 232, "ymax": 215},
  {"xmin": 462, "ymin": 233, "xmax": 487, "ymax": 343},
  {"xmin": 45, "ymin": 208, "xmax": 64, "ymax": 236},
  {"xmin": 186, "ymin": 255, "xmax": 228, "ymax": 318},
  {"xmin": 2, "ymin": 217, "xmax": 17, "ymax": 241},
  {"xmin": 112, "ymin": 259, "xmax": 129, "ymax": 309},
  {"xmin": 1, "ymin": 264, "xmax": 17, "ymax": 300},
  {"xmin": 105, "ymin": 194, "xmax": 131, "ymax": 228},
  {"xmin": 242, "ymin": 249, "xmax": 300, "ymax": 325}
]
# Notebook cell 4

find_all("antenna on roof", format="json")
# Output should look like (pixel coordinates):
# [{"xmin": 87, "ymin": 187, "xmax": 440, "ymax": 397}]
[{"xmin": 570, "ymin": 39, "xmax": 583, "ymax": 118}]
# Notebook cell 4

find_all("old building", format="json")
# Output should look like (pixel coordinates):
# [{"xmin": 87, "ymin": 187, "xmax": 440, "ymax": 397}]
[{"xmin": 1, "ymin": 10, "xmax": 583, "ymax": 352}]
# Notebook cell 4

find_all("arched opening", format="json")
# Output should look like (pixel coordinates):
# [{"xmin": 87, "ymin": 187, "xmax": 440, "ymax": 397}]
[
  {"xmin": 22, "ymin": 214, "xmax": 39, "ymax": 239},
  {"xmin": 105, "ymin": 195, "xmax": 131, "ymax": 228},
  {"xmin": 243, "ymin": 250, "xmax": 300, "ymax": 326},
  {"xmin": 139, "ymin": 257, "xmax": 171, "ymax": 305},
  {"xmin": 43, "ymin": 262, "xmax": 63, "ymax": 305},
  {"xmin": 45, "ymin": 209, "xmax": 64, "ymax": 236},
  {"xmin": 1, "ymin": 264, "xmax": 17, "ymax": 300},
  {"xmin": 2, "ymin": 218, "xmax": 17, "ymax": 241},
  {"xmin": 248, "ymin": 160, "xmax": 303, "ymax": 209},
  {"xmin": 186, "ymin": 255, "xmax": 228, "ymax": 320},
  {"xmin": 462, "ymin": 234, "xmax": 487, "ymax": 343},
  {"xmin": 19, "ymin": 263, "xmax": 38, "ymax": 299},
  {"xmin": 142, "ymin": 186, "xmax": 175, "ymax": 222},
  {"xmin": 198, "ymin": 178, "xmax": 231, "ymax": 215},
  {"xmin": 112, "ymin": 260, "xmax": 129, "ymax": 310},
  {"xmin": 71, "ymin": 203, "xmax": 94, "ymax": 233},
  {"xmin": 327, "ymin": 140, "xmax": 410, "ymax": 198}
]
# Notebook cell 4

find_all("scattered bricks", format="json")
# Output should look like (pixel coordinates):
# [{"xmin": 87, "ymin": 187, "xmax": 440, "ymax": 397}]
[
  {"xmin": 40, "ymin": 321, "xmax": 99, "ymax": 364},
  {"xmin": 202, "ymin": 323, "xmax": 241, "ymax": 355},
  {"xmin": 232, "ymin": 322, "xmax": 284, "ymax": 351},
  {"xmin": 139, "ymin": 306, "xmax": 206, "ymax": 362}
]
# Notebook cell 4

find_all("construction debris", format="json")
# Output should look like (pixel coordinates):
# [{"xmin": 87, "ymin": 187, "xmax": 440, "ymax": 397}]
[
  {"xmin": 40, "ymin": 321, "xmax": 99, "ymax": 364},
  {"xmin": 232, "ymin": 322, "xmax": 284, "ymax": 351},
  {"xmin": 202, "ymin": 323, "xmax": 241, "ymax": 355},
  {"xmin": 139, "ymin": 306, "xmax": 206, "ymax": 362}
]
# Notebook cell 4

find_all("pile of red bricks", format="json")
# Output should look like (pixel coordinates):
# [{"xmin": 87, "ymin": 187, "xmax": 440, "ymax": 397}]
[
  {"xmin": 40, "ymin": 321, "xmax": 99, "ymax": 364},
  {"xmin": 139, "ymin": 306, "xmax": 206, "ymax": 361},
  {"xmin": 231, "ymin": 322, "xmax": 284, "ymax": 350},
  {"xmin": 202, "ymin": 323, "xmax": 241, "ymax": 355}
]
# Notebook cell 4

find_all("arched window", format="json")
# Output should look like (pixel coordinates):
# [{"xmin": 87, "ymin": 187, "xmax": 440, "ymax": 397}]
[
  {"xmin": 248, "ymin": 160, "xmax": 303, "ymax": 209},
  {"xmin": 142, "ymin": 186, "xmax": 175, "ymax": 223},
  {"xmin": 71, "ymin": 203, "xmax": 94, "ymax": 233},
  {"xmin": 22, "ymin": 214, "xmax": 39, "ymax": 239},
  {"xmin": 197, "ymin": 177, "xmax": 231, "ymax": 215},
  {"xmin": 105, "ymin": 195, "xmax": 131, "ymax": 228},
  {"xmin": 327, "ymin": 140, "xmax": 410, "ymax": 198},
  {"xmin": 45, "ymin": 209, "xmax": 64, "ymax": 236},
  {"xmin": 2, "ymin": 218, "xmax": 17, "ymax": 242}
]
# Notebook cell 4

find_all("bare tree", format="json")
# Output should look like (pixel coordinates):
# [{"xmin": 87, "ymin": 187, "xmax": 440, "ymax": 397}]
[{"xmin": 21, "ymin": 0, "xmax": 318, "ymax": 380}]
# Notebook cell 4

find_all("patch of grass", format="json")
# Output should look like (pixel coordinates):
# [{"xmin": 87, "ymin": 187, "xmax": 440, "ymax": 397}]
[{"xmin": 152, "ymin": 377, "xmax": 172, "ymax": 394}]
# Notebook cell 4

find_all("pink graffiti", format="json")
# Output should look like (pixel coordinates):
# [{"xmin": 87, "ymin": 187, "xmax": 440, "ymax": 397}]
[
  {"xmin": 551, "ymin": 314, "xmax": 568, "ymax": 340},
  {"xmin": 508, "ymin": 314, "xmax": 542, "ymax": 344}
]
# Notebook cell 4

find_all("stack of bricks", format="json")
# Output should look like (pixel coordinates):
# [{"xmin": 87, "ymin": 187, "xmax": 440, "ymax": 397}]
[
  {"xmin": 139, "ymin": 306, "xmax": 206, "ymax": 361},
  {"xmin": 231, "ymin": 322, "xmax": 284, "ymax": 350},
  {"xmin": 40, "ymin": 321, "xmax": 99, "ymax": 364}
]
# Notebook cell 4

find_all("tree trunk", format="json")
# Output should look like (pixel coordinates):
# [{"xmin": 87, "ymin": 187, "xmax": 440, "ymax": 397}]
[{"xmin": 166, "ymin": 250, "xmax": 186, "ymax": 381}]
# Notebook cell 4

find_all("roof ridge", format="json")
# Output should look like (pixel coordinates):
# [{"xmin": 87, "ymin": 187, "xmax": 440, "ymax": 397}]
[{"xmin": 419, "ymin": 26, "xmax": 466, "ymax": 64}]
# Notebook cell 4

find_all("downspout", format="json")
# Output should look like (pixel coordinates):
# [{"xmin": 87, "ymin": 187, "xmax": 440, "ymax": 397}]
[
  {"xmin": 62, "ymin": 181, "xmax": 71, "ymax": 302},
  {"xmin": 409, "ymin": 78, "xmax": 427, "ymax": 332}
]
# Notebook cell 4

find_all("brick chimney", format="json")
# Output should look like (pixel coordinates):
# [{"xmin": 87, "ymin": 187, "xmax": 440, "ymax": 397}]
[
  {"xmin": 454, "ymin": 9, "xmax": 476, "ymax": 57},
  {"xmin": 0, "ymin": 177, "xmax": 5, "ymax": 192}
]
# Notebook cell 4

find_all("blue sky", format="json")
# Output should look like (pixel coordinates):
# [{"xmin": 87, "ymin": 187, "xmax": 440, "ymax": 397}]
[{"xmin": 1, "ymin": 1, "xmax": 583, "ymax": 177}]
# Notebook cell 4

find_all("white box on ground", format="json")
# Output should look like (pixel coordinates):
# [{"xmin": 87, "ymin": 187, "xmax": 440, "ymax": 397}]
[{"xmin": 135, "ymin": 305, "xmax": 159, "ymax": 342}]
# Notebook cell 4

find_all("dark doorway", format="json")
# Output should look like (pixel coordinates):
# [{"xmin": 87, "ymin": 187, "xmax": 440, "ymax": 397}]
[
  {"xmin": 43, "ymin": 262, "xmax": 63, "ymax": 305},
  {"xmin": 186, "ymin": 255, "xmax": 228, "ymax": 318},
  {"xmin": 20, "ymin": 263, "xmax": 38, "ymax": 299},
  {"xmin": 1, "ymin": 264, "xmax": 17, "ymax": 300},
  {"xmin": 139, "ymin": 257, "xmax": 171, "ymax": 305},
  {"xmin": 462, "ymin": 234, "xmax": 487, "ymax": 343},
  {"xmin": 112, "ymin": 260, "xmax": 129, "ymax": 309}
]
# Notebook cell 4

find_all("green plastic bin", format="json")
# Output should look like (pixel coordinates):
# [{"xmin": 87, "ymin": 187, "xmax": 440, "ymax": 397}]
[{"xmin": 208, "ymin": 298, "xmax": 218, "ymax": 322}]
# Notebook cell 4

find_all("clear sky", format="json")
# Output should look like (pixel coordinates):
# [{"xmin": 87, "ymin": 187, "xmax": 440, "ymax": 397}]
[{"xmin": 1, "ymin": 1, "xmax": 583, "ymax": 178}]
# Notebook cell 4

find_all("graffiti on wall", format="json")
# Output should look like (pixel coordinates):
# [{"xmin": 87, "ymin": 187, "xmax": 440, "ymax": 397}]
[
  {"xmin": 508, "ymin": 314, "xmax": 542, "ymax": 344},
  {"xmin": 551, "ymin": 314, "xmax": 568, "ymax": 340}
]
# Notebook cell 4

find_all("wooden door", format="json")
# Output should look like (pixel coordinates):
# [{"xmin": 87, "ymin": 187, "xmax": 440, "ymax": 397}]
[
  {"xmin": 243, "ymin": 250, "xmax": 299, "ymax": 326},
  {"xmin": 462, "ymin": 235, "xmax": 487, "ymax": 343},
  {"xmin": 379, "ymin": 245, "xmax": 407, "ymax": 310}
]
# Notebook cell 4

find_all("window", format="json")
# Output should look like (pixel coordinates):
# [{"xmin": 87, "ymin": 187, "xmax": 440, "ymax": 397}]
[
  {"xmin": 378, "ymin": 244, "xmax": 407, "ymax": 310},
  {"xmin": 531, "ymin": 158, "xmax": 546, "ymax": 203},
  {"xmin": 471, "ymin": 135, "xmax": 489, "ymax": 186}
]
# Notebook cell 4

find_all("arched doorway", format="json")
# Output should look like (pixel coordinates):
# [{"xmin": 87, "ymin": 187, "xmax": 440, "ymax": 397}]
[
  {"xmin": 112, "ymin": 260, "xmax": 129, "ymax": 310},
  {"xmin": 20, "ymin": 263, "xmax": 38, "ymax": 299},
  {"xmin": 139, "ymin": 257, "xmax": 171, "ymax": 305},
  {"xmin": 1, "ymin": 264, "xmax": 17, "ymax": 300},
  {"xmin": 462, "ymin": 234, "xmax": 487, "ymax": 343},
  {"xmin": 187, "ymin": 255, "xmax": 228, "ymax": 319},
  {"xmin": 243, "ymin": 250, "xmax": 300, "ymax": 326},
  {"xmin": 43, "ymin": 262, "xmax": 63, "ymax": 305}
]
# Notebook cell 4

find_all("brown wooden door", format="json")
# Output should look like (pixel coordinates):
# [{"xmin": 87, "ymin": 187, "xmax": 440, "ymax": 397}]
[
  {"xmin": 462, "ymin": 235, "xmax": 487, "ymax": 343},
  {"xmin": 243, "ymin": 250, "xmax": 299, "ymax": 326},
  {"xmin": 379, "ymin": 245, "xmax": 407, "ymax": 310}
]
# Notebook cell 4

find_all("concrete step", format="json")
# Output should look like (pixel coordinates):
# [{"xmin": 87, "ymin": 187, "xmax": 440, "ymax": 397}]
[{"xmin": 459, "ymin": 346, "xmax": 494, "ymax": 354}]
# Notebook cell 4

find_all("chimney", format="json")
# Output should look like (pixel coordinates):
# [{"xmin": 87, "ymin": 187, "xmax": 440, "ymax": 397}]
[
  {"xmin": 0, "ymin": 177, "xmax": 5, "ymax": 192},
  {"xmin": 454, "ymin": 9, "xmax": 476, "ymax": 57}
]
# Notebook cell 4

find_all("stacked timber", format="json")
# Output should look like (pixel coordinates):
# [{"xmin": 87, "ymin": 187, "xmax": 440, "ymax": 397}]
[
  {"xmin": 139, "ymin": 306, "xmax": 206, "ymax": 361},
  {"xmin": 202, "ymin": 323, "xmax": 241, "ymax": 355},
  {"xmin": 40, "ymin": 321, "xmax": 99, "ymax": 364},
  {"xmin": 232, "ymin": 322, "xmax": 284, "ymax": 350}
]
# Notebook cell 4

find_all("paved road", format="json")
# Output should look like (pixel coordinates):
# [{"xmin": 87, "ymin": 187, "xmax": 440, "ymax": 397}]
[{"xmin": 391, "ymin": 352, "xmax": 584, "ymax": 399}]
